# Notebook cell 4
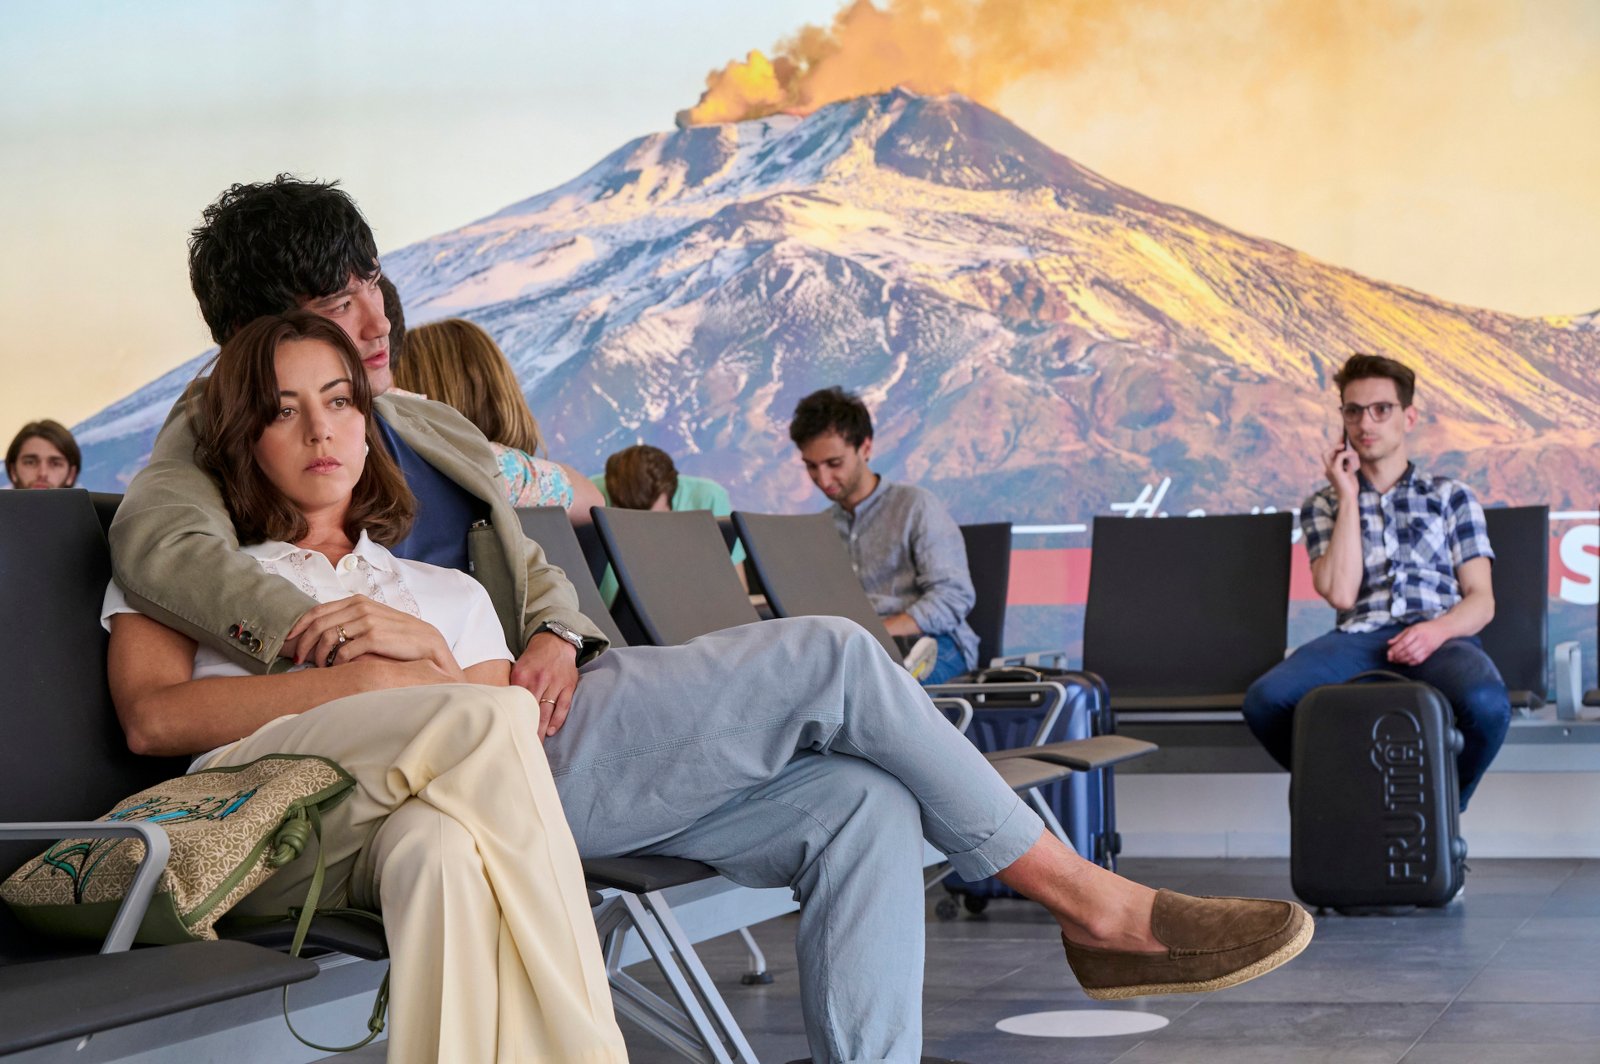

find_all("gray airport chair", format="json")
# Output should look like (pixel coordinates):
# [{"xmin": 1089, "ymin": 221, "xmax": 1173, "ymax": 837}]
[
  {"xmin": 1479, "ymin": 505, "xmax": 1550, "ymax": 712},
  {"xmin": 518, "ymin": 506, "xmax": 761, "ymax": 1064},
  {"xmin": 594, "ymin": 507, "xmax": 1111, "ymax": 845},
  {"xmin": 1082, "ymin": 512, "xmax": 1294, "ymax": 716},
  {"xmin": 0, "ymin": 489, "xmax": 320, "ymax": 1057}
]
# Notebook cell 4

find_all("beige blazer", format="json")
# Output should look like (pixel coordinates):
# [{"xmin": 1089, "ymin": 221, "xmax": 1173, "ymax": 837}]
[{"xmin": 108, "ymin": 387, "xmax": 608, "ymax": 674}]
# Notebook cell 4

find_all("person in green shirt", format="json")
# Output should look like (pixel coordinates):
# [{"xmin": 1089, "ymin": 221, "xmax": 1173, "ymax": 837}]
[{"xmin": 590, "ymin": 444, "xmax": 745, "ymax": 603}]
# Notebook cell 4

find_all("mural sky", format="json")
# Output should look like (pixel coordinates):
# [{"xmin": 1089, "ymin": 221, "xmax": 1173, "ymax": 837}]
[{"xmin": 3, "ymin": 0, "xmax": 1597, "ymax": 442}]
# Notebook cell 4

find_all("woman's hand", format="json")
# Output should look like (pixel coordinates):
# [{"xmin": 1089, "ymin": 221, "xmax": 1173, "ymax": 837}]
[{"xmin": 286, "ymin": 595, "xmax": 463, "ymax": 679}]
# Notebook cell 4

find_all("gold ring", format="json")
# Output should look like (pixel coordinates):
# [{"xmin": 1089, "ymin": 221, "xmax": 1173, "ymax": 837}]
[
  {"xmin": 336, "ymin": 626, "xmax": 349, "ymax": 645},
  {"xmin": 539, "ymin": 698, "xmax": 558, "ymax": 705}
]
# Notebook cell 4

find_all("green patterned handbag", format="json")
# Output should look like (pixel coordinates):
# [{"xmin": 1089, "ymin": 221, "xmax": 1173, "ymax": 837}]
[{"xmin": 1, "ymin": 753, "xmax": 354, "ymax": 944}]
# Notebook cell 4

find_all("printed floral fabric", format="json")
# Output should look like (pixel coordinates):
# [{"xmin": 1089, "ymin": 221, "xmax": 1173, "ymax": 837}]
[{"xmin": 494, "ymin": 444, "xmax": 575, "ymax": 509}]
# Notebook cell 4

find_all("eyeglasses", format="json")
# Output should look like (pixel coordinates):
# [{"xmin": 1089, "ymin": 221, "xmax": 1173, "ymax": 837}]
[{"xmin": 1339, "ymin": 401, "xmax": 1400, "ymax": 423}]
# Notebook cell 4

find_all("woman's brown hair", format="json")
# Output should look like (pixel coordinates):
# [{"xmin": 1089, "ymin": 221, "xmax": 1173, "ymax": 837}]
[
  {"xmin": 193, "ymin": 311, "xmax": 415, "ymax": 546},
  {"xmin": 395, "ymin": 318, "xmax": 545, "ymax": 455}
]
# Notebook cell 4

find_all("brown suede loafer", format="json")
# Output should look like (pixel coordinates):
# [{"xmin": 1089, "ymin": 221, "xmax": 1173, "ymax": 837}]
[{"xmin": 1063, "ymin": 889, "xmax": 1313, "ymax": 1000}]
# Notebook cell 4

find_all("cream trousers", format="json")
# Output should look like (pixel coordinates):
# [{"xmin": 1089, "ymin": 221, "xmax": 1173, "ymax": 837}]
[{"xmin": 212, "ymin": 683, "xmax": 627, "ymax": 1063}]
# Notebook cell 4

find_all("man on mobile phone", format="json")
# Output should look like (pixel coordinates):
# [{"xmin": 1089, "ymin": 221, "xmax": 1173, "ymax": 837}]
[{"xmin": 1241, "ymin": 353, "xmax": 1511, "ymax": 809}]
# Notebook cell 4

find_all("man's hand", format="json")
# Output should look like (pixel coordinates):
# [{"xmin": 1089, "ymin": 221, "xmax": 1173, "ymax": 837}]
[
  {"xmin": 1322, "ymin": 438, "xmax": 1359, "ymax": 499},
  {"xmin": 882, "ymin": 612, "xmax": 923, "ymax": 638},
  {"xmin": 512, "ymin": 632, "xmax": 580, "ymax": 738},
  {"xmin": 1387, "ymin": 620, "xmax": 1448, "ymax": 666}
]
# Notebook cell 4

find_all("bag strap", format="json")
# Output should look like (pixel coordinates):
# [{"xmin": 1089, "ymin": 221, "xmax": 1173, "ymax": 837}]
[{"xmin": 277, "ymin": 805, "xmax": 390, "ymax": 1054}]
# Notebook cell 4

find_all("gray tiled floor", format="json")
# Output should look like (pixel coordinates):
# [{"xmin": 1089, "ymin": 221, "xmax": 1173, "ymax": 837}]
[{"xmin": 617, "ymin": 858, "xmax": 1600, "ymax": 1064}]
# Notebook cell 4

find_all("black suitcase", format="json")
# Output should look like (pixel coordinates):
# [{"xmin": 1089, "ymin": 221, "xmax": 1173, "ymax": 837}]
[{"xmin": 1290, "ymin": 671, "xmax": 1467, "ymax": 911}]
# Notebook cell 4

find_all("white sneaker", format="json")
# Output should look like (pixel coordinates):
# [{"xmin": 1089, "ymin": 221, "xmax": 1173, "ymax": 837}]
[{"xmin": 903, "ymin": 636, "xmax": 939, "ymax": 681}]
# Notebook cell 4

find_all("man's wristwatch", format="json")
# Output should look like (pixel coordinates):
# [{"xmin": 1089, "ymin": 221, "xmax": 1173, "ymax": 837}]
[{"xmin": 535, "ymin": 620, "xmax": 586, "ymax": 655}]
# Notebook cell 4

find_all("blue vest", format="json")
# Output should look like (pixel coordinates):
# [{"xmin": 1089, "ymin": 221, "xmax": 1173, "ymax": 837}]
[{"xmin": 376, "ymin": 416, "xmax": 485, "ymax": 572}]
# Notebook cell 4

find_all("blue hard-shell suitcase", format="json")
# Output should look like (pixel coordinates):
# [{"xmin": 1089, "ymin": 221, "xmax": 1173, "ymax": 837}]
[{"xmin": 940, "ymin": 670, "xmax": 1114, "ymax": 916}]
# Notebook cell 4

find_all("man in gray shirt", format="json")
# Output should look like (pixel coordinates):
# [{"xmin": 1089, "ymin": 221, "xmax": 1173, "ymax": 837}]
[{"xmin": 790, "ymin": 386, "xmax": 981, "ymax": 683}]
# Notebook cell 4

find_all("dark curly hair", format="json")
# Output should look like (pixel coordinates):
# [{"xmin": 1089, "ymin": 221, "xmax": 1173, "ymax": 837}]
[
  {"xmin": 189, "ymin": 175, "xmax": 381, "ymax": 344},
  {"xmin": 789, "ymin": 386, "xmax": 874, "ymax": 449}
]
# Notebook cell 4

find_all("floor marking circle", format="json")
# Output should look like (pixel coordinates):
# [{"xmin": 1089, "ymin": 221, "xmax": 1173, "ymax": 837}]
[{"xmin": 995, "ymin": 1009, "xmax": 1170, "ymax": 1038}]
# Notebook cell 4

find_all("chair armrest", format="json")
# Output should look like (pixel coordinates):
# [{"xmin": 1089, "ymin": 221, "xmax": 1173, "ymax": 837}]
[
  {"xmin": 582, "ymin": 856, "xmax": 719, "ymax": 894},
  {"xmin": 1555, "ymin": 641, "xmax": 1587, "ymax": 719},
  {"xmin": 0, "ymin": 821, "xmax": 170, "ymax": 954},
  {"xmin": 1111, "ymin": 693, "xmax": 1247, "ymax": 712},
  {"xmin": 985, "ymin": 756, "xmax": 1074, "ymax": 790},
  {"xmin": 930, "ymin": 696, "xmax": 974, "ymax": 734},
  {"xmin": 1000, "ymin": 734, "xmax": 1158, "ymax": 772}
]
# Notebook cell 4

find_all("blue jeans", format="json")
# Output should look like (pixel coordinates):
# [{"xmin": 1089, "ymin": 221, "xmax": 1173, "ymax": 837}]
[
  {"xmin": 546, "ymin": 617, "xmax": 1046, "ymax": 1063},
  {"xmin": 1242, "ymin": 626, "xmax": 1512, "ymax": 809},
  {"xmin": 921, "ymin": 632, "xmax": 970, "ymax": 685}
]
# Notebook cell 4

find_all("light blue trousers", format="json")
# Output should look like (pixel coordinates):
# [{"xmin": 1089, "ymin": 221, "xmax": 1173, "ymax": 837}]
[{"xmin": 545, "ymin": 616, "xmax": 1046, "ymax": 1064}]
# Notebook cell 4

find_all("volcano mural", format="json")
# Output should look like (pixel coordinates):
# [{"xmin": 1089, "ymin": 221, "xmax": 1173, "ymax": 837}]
[{"xmin": 71, "ymin": 90, "xmax": 1599, "ymax": 662}]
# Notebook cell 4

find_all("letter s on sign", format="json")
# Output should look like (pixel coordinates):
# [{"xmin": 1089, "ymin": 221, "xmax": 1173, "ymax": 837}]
[{"xmin": 1559, "ymin": 525, "xmax": 1600, "ymax": 606}]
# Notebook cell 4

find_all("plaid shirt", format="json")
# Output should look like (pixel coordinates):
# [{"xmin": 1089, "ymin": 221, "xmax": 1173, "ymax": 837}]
[{"xmin": 1301, "ymin": 464, "xmax": 1494, "ymax": 633}]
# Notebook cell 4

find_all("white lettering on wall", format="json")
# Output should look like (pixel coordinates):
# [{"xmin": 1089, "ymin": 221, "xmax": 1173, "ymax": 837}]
[{"xmin": 1559, "ymin": 525, "xmax": 1600, "ymax": 606}]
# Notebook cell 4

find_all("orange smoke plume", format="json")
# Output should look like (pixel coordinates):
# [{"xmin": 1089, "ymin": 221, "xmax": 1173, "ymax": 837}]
[{"xmin": 676, "ymin": 0, "xmax": 1077, "ymax": 127}]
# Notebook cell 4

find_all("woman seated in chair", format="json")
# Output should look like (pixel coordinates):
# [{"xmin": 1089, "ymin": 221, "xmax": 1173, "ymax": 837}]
[
  {"xmin": 103, "ymin": 311, "xmax": 626, "ymax": 1064},
  {"xmin": 394, "ymin": 317, "xmax": 606, "ymax": 522}
]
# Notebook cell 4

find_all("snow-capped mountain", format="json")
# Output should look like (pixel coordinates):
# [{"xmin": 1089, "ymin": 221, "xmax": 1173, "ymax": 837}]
[{"xmin": 76, "ymin": 89, "xmax": 1599, "ymax": 521}]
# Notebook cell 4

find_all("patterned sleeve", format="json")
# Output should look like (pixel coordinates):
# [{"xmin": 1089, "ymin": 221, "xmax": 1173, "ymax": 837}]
[
  {"xmin": 1300, "ymin": 489, "xmax": 1336, "ymax": 562},
  {"xmin": 1445, "ymin": 482, "xmax": 1496, "ymax": 568},
  {"xmin": 492, "ymin": 444, "xmax": 576, "ymax": 510}
]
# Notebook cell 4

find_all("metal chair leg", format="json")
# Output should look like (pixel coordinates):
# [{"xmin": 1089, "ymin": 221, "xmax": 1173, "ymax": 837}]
[
  {"xmin": 735, "ymin": 927, "xmax": 774, "ymax": 985},
  {"xmin": 593, "ymin": 891, "xmax": 760, "ymax": 1064}
]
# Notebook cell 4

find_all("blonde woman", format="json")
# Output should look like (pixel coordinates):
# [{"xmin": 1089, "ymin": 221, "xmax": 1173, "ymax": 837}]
[{"xmin": 395, "ymin": 319, "xmax": 605, "ymax": 520}]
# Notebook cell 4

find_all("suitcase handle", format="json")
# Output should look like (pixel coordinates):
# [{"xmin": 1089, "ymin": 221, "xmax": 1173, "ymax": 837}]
[
  {"xmin": 1346, "ymin": 669, "xmax": 1412, "ymax": 685},
  {"xmin": 1339, "ymin": 670, "xmax": 1466, "ymax": 754}
]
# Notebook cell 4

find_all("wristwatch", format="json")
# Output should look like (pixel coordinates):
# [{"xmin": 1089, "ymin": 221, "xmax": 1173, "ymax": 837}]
[{"xmin": 535, "ymin": 620, "xmax": 586, "ymax": 654}]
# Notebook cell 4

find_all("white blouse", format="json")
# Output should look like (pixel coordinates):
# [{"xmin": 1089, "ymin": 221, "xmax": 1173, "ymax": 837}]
[{"xmin": 102, "ymin": 531, "xmax": 513, "ymax": 768}]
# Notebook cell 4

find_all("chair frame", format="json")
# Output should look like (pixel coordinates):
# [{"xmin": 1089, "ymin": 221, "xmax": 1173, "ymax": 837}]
[
  {"xmin": 0, "ymin": 490, "xmax": 333, "ymax": 1058},
  {"xmin": 518, "ymin": 506, "xmax": 773, "ymax": 1062}
]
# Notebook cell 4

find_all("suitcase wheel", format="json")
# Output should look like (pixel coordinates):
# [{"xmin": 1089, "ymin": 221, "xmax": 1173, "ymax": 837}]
[
  {"xmin": 934, "ymin": 897, "xmax": 960, "ymax": 922},
  {"xmin": 962, "ymin": 896, "xmax": 989, "ymax": 915}
]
